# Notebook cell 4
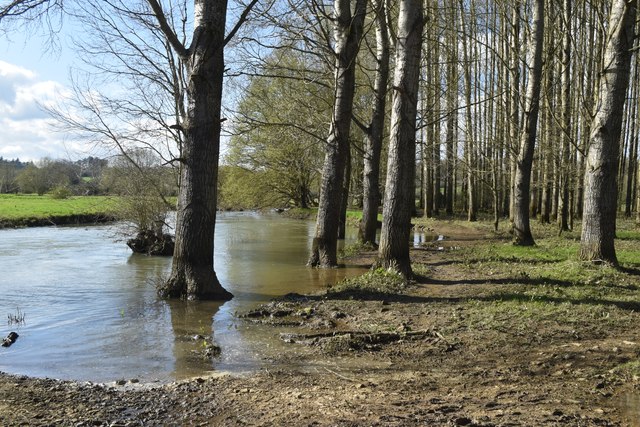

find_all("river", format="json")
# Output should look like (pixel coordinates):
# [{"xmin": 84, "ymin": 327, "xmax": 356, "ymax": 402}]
[{"xmin": 0, "ymin": 212, "xmax": 366, "ymax": 383}]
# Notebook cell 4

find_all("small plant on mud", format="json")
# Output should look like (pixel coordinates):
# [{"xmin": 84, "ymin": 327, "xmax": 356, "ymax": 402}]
[
  {"xmin": 330, "ymin": 268, "xmax": 406, "ymax": 296},
  {"xmin": 7, "ymin": 307, "xmax": 25, "ymax": 325}
]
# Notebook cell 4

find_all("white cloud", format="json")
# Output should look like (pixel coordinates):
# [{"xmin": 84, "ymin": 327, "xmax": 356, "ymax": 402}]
[
  {"xmin": 0, "ymin": 60, "xmax": 36, "ymax": 80},
  {"xmin": 0, "ymin": 60, "xmax": 86, "ymax": 161}
]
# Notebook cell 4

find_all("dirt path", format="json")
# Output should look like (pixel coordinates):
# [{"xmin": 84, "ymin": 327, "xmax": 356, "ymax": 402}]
[{"xmin": 1, "ymin": 222, "xmax": 639, "ymax": 426}]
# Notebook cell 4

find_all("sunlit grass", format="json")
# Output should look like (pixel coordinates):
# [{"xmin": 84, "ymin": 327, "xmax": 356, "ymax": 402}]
[
  {"xmin": 0, "ymin": 194, "xmax": 118, "ymax": 221},
  {"xmin": 329, "ymin": 268, "xmax": 407, "ymax": 296}
]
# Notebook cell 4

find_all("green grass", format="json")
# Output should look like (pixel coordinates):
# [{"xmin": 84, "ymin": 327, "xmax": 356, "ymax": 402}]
[
  {"xmin": 400, "ymin": 217, "xmax": 640, "ymax": 339},
  {"xmin": 0, "ymin": 194, "xmax": 118, "ymax": 221},
  {"xmin": 328, "ymin": 268, "xmax": 407, "ymax": 297}
]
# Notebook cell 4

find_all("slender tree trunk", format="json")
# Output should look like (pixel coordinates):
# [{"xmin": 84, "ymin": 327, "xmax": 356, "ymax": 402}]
[
  {"xmin": 444, "ymin": 4, "xmax": 457, "ymax": 216},
  {"xmin": 309, "ymin": 0, "xmax": 366, "ymax": 267},
  {"xmin": 377, "ymin": 0, "xmax": 424, "ymax": 278},
  {"xmin": 360, "ymin": 0, "xmax": 390, "ymax": 245},
  {"xmin": 339, "ymin": 146, "xmax": 351, "ymax": 239},
  {"xmin": 459, "ymin": 0, "xmax": 477, "ymax": 222},
  {"xmin": 155, "ymin": 0, "xmax": 233, "ymax": 300},
  {"xmin": 512, "ymin": 0, "xmax": 544, "ymax": 246},
  {"xmin": 433, "ymin": 24, "xmax": 442, "ymax": 217},
  {"xmin": 625, "ymin": 56, "xmax": 639, "ymax": 216},
  {"xmin": 540, "ymin": 70, "xmax": 553, "ymax": 224},
  {"xmin": 508, "ymin": 2, "xmax": 521, "ymax": 223},
  {"xmin": 580, "ymin": 0, "xmax": 637, "ymax": 264},
  {"xmin": 558, "ymin": 0, "xmax": 572, "ymax": 233}
]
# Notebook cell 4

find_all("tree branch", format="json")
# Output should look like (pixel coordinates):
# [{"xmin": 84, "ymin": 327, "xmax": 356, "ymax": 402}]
[
  {"xmin": 146, "ymin": 0, "xmax": 188, "ymax": 58},
  {"xmin": 224, "ymin": 0, "xmax": 260, "ymax": 47}
]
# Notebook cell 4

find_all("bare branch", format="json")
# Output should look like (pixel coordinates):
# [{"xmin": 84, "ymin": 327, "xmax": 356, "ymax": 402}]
[
  {"xmin": 224, "ymin": 0, "xmax": 260, "ymax": 47},
  {"xmin": 146, "ymin": 0, "xmax": 188, "ymax": 58}
]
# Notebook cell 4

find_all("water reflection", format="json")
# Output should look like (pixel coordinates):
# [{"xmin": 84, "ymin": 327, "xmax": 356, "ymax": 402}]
[
  {"xmin": 0, "ymin": 212, "xmax": 366, "ymax": 382},
  {"xmin": 165, "ymin": 299, "xmax": 222, "ymax": 380}
]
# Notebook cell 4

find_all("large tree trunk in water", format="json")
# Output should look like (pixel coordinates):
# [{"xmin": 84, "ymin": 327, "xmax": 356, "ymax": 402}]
[
  {"xmin": 580, "ymin": 0, "xmax": 637, "ymax": 264},
  {"xmin": 376, "ymin": 0, "xmax": 424, "ymax": 278},
  {"xmin": 512, "ymin": 0, "xmax": 544, "ymax": 246},
  {"xmin": 309, "ymin": 0, "xmax": 366, "ymax": 267},
  {"xmin": 359, "ymin": 0, "xmax": 389, "ymax": 246},
  {"xmin": 153, "ymin": 0, "xmax": 232, "ymax": 300}
]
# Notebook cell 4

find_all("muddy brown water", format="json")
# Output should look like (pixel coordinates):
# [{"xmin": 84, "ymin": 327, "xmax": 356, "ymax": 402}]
[
  {"xmin": 0, "ymin": 212, "xmax": 365, "ymax": 383},
  {"xmin": 0, "ymin": 212, "xmax": 438, "ymax": 384}
]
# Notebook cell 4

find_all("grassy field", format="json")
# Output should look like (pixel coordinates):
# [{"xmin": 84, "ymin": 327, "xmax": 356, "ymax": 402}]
[{"xmin": 0, "ymin": 194, "xmax": 118, "ymax": 222}]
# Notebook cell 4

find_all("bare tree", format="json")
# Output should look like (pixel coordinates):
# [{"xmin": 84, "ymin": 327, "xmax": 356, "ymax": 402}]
[
  {"xmin": 359, "ymin": 0, "xmax": 390, "ymax": 246},
  {"xmin": 2, "ymin": 0, "xmax": 259, "ymax": 299},
  {"xmin": 580, "ymin": 0, "xmax": 637, "ymax": 264},
  {"xmin": 308, "ymin": 0, "xmax": 367, "ymax": 268},
  {"xmin": 376, "ymin": 0, "xmax": 424, "ymax": 278},
  {"xmin": 147, "ymin": 0, "xmax": 258, "ymax": 299},
  {"xmin": 557, "ymin": 0, "xmax": 572, "ymax": 233},
  {"xmin": 512, "ymin": 0, "xmax": 544, "ymax": 246}
]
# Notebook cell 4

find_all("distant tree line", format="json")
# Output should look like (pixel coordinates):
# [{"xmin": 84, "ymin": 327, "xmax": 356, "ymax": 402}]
[{"xmin": 0, "ymin": 155, "xmax": 179, "ymax": 199}]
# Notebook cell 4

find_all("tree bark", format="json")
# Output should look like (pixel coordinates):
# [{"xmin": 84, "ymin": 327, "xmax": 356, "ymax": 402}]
[
  {"xmin": 508, "ymin": 2, "xmax": 521, "ymax": 223},
  {"xmin": 153, "ymin": 0, "xmax": 233, "ymax": 300},
  {"xmin": 376, "ymin": 0, "xmax": 424, "ymax": 278},
  {"xmin": 557, "ymin": 0, "xmax": 572, "ymax": 233},
  {"xmin": 512, "ymin": 0, "xmax": 544, "ymax": 246},
  {"xmin": 580, "ymin": 0, "xmax": 637, "ymax": 264},
  {"xmin": 338, "ymin": 146, "xmax": 351, "ymax": 239},
  {"xmin": 444, "ymin": 3, "xmax": 457, "ymax": 216},
  {"xmin": 309, "ymin": 0, "xmax": 366, "ymax": 267},
  {"xmin": 359, "ymin": 0, "xmax": 390, "ymax": 245},
  {"xmin": 459, "ymin": 0, "xmax": 477, "ymax": 222}
]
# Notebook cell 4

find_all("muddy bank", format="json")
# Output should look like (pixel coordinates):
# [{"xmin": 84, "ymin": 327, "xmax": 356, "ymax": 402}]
[
  {"xmin": 0, "ymin": 213, "xmax": 116, "ymax": 229},
  {"xmin": 1, "ymin": 221, "xmax": 639, "ymax": 425}
]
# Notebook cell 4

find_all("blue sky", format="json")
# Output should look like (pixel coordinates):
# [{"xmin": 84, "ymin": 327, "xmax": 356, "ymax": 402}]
[{"xmin": 0, "ymin": 30, "xmax": 91, "ymax": 162}]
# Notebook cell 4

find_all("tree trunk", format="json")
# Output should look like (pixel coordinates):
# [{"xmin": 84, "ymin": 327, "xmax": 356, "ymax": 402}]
[
  {"xmin": 155, "ymin": 0, "xmax": 232, "ymax": 300},
  {"xmin": 580, "ymin": 0, "xmax": 637, "ymax": 264},
  {"xmin": 459, "ymin": 0, "xmax": 477, "ymax": 222},
  {"xmin": 508, "ymin": 2, "xmax": 521, "ymax": 223},
  {"xmin": 359, "ymin": 0, "xmax": 390, "ymax": 245},
  {"xmin": 512, "ymin": 0, "xmax": 544, "ymax": 246},
  {"xmin": 309, "ymin": 0, "xmax": 366, "ymax": 267},
  {"xmin": 376, "ymin": 0, "xmax": 424, "ymax": 278},
  {"xmin": 339, "ymin": 146, "xmax": 351, "ymax": 240},
  {"xmin": 444, "ymin": 4, "xmax": 457, "ymax": 216},
  {"xmin": 557, "ymin": 0, "xmax": 572, "ymax": 233}
]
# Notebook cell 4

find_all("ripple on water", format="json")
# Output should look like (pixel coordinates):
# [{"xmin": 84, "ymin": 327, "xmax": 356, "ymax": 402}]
[{"xmin": 0, "ymin": 214, "xmax": 366, "ymax": 383}]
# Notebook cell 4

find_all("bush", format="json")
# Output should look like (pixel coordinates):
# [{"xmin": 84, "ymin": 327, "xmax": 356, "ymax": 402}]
[{"xmin": 49, "ymin": 186, "xmax": 72, "ymax": 199}]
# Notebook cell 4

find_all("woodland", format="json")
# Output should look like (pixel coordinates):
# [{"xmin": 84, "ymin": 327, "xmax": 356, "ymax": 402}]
[{"xmin": 0, "ymin": 0, "xmax": 638, "ymax": 299}]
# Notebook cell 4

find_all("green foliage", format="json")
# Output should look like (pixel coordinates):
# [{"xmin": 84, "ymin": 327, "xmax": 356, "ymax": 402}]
[
  {"xmin": 49, "ymin": 186, "xmax": 72, "ymax": 200},
  {"xmin": 15, "ymin": 159, "xmax": 81, "ymax": 195},
  {"xmin": 226, "ymin": 49, "xmax": 327, "ymax": 208},
  {"xmin": 218, "ymin": 166, "xmax": 274, "ymax": 210},
  {"xmin": 16, "ymin": 165, "xmax": 50, "ymax": 195}
]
